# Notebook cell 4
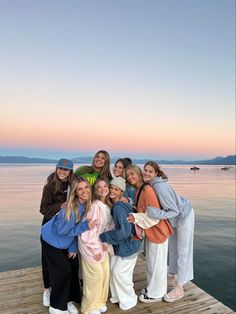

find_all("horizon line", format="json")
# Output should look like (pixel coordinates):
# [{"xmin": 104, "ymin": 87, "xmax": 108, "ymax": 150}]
[{"xmin": 0, "ymin": 154, "xmax": 235, "ymax": 163}]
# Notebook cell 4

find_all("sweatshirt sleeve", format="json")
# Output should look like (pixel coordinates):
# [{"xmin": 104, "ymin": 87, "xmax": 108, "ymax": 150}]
[
  {"xmin": 148, "ymin": 183, "xmax": 180, "ymax": 220},
  {"xmin": 74, "ymin": 166, "xmax": 87, "ymax": 176},
  {"xmin": 132, "ymin": 212, "xmax": 159, "ymax": 229},
  {"xmin": 39, "ymin": 184, "xmax": 61, "ymax": 219},
  {"xmin": 100, "ymin": 205, "xmax": 131, "ymax": 244},
  {"xmin": 57, "ymin": 208, "xmax": 89, "ymax": 236},
  {"xmin": 68, "ymin": 239, "xmax": 78, "ymax": 253},
  {"xmin": 80, "ymin": 202, "xmax": 102, "ymax": 255},
  {"xmin": 124, "ymin": 185, "xmax": 136, "ymax": 205}
]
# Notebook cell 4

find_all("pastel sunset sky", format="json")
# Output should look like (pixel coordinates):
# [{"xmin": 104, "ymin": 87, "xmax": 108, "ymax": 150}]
[{"xmin": 0, "ymin": 0, "xmax": 235, "ymax": 160}]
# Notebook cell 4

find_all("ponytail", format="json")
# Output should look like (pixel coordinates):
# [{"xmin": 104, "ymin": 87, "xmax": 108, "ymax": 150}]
[{"xmin": 144, "ymin": 161, "xmax": 168, "ymax": 180}]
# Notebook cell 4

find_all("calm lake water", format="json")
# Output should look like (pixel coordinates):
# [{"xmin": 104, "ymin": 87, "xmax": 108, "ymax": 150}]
[{"xmin": 0, "ymin": 164, "xmax": 235, "ymax": 310}]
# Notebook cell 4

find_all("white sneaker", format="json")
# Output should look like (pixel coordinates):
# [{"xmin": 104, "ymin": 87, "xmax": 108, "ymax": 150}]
[
  {"xmin": 99, "ymin": 304, "xmax": 107, "ymax": 312},
  {"xmin": 67, "ymin": 302, "xmax": 78, "ymax": 314},
  {"xmin": 49, "ymin": 306, "xmax": 70, "ymax": 314},
  {"xmin": 140, "ymin": 288, "xmax": 147, "ymax": 295},
  {"xmin": 89, "ymin": 310, "xmax": 101, "ymax": 314},
  {"xmin": 43, "ymin": 289, "xmax": 50, "ymax": 307},
  {"xmin": 139, "ymin": 293, "xmax": 162, "ymax": 303}
]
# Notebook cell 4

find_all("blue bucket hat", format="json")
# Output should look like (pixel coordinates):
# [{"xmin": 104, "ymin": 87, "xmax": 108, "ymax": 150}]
[{"xmin": 56, "ymin": 158, "xmax": 73, "ymax": 170}]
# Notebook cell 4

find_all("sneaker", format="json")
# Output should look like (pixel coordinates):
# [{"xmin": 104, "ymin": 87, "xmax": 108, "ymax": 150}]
[
  {"xmin": 49, "ymin": 306, "xmax": 70, "ymax": 314},
  {"xmin": 140, "ymin": 288, "xmax": 147, "ymax": 295},
  {"xmin": 67, "ymin": 302, "xmax": 78, "ymax": 314},
  {"xmin": 99, "ymin": 305, "xmax": 107, "ymax": 312},
  {"xmin": 139, "ymin": 293, "xmax": 162, "ymax": 303},
  {"xmin": 164, "ymin": 287, "xmax": 184, "ymax": 303},
  {"xmin": 43, "ymin": 289, "xmax": 50, "ymax": 307},
  {"xmin": 89, "ymin": 310, "xmax": 101, "ymax": 314}
]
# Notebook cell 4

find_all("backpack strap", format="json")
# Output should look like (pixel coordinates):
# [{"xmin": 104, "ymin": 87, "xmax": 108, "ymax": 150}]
[
  {"xmin": 130, "ymin": 182, "xmax": 150, "ymax": 240},
  {"xmin": 135, "ymin": 182, "xmax": 150, "ymax": 206}
]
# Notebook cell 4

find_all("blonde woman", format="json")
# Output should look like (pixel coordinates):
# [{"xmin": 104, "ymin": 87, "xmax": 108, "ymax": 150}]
[
  {"xmin": 126, "ymin": 164, "xmax": 173, "ymax": 303},
  {"xmin": 41, "ymin": 177, "xmax": 95, "ymax": 314},
  {"xmin": 100, "ymin": 177, "xmax": 142, "ymax": 311},
  {"xmin": 78, "ymin": 178, "xmax": 114, "ymax": 314}
]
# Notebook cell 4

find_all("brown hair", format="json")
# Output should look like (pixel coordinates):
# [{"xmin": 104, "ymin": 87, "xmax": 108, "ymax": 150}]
[
  {"xmin": 47, "ymin": 169, "xmax": 74, "ymax": 196},
  {"xmin": 93, "ymin": 150, "xmax": 113, "ymax": 180},
  {"xmin": 79, "ymin": 150, "xmax": 112, "ymax": 181},
  {"xmin": 144, "ymin": 161, "xmax": 168, "ymax": 180},
  {"xmin": 114, "ymin": 158, "xmax": 131, "ymax": 169},
  {"xmin": 113, "ymin": 158, "xmax": 130, "ymax": 178},
  {"xmin": 66, "ymin": 176, "xmax": 92, "ymax": 222}
]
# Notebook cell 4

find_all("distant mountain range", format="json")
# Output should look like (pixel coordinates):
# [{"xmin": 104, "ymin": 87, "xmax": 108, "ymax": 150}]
[
  {"xmin": 0, "ymin": 156, "xmax": 58, "ymax": 164},
  {"xmin": 0, "ymin": 155, "xmax": 235, "ymax": 165}
]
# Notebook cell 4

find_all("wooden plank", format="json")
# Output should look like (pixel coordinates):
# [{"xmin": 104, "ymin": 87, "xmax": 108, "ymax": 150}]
[
  {"xmin": 0, "ymin": 256, "xmax": 234, "ymax": 314},
  {"xmin": 0, "ymin": 267, "xmax": 41, "ymax": 279}
]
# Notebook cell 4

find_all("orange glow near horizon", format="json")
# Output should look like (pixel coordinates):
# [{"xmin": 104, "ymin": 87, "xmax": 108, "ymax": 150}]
[
  {"xmin": 0, "ymin": 1, "xmax": 235, "ymax": 162},
  {"xmin": 1, "ymin": 122, "xmax": 234, "ymax": 158},
  {"xmin": 1, "ymin": 103, "xmax": 235, "ymax": 158}
]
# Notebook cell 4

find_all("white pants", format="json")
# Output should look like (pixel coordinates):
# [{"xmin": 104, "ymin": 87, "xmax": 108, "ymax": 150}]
[
  {"xmin": 145, "ymin": 238, "xmax": 168, "ymax": 298},
  {"xmin": 168, "ymin": 208, "xmax": 194, "ymax": 285},
  {"xmin": 110, "ymin": 254, "xmax": 138, "ymax": 311}
]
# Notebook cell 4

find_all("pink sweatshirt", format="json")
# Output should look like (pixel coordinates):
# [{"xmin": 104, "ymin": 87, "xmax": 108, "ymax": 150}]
[{"xmin": 78, "ymin": 200, "xmax": 114, "ymax": 263}]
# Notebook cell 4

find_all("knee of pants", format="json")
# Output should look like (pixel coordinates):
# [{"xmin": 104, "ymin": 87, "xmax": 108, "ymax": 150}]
[
  {"xmin": 112, "ymin": 268, "xmax": 120, "ymax": 280},
  {"xmin": 56, "ymin": 263, "xmax": 72, "ymax": 281},
  {"xmin": 178, "ymin": 247, "xmax": 188, "ymax": 258}
]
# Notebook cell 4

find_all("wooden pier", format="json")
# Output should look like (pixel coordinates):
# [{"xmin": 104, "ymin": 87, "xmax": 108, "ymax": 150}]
[{"xmin": 0, "ymin": 255, "xmax": 234, "ymax": 314}]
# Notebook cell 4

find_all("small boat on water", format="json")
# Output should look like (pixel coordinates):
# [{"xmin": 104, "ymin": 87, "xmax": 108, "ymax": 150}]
[
  {"xmin": 190, "ymin": 166, "xmax": 200, "ymax": 170},
  {"xmin": 221, "ymin": 166, "xmax": 232, "ymax": 170}
]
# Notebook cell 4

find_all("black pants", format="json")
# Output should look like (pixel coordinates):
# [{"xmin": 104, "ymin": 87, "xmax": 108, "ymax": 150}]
[
  {"xmin": 41, "ymin": 238, "xmax": 81, "ymax": 310},
  {"xmin": 41, "ymin": 218, "xmax": 51, "ymax": 289},
  {"xmin": 41, "ymin": 236, "xmax": 50, "ymax": 288}
]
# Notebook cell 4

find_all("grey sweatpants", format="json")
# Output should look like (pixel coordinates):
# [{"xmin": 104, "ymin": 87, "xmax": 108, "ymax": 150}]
[{"xmin": 168, "ymin": 208, "xmax": 194, "ymax": 285}]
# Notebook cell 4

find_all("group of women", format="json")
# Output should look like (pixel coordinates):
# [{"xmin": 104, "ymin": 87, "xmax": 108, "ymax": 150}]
[{"xmin": 39, "ymin": 150, "xmax": 195, "ymax": 314}]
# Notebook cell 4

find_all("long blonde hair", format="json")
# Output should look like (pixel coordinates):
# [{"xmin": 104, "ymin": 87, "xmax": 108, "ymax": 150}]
[
  {"xmin": 66, "ymin": 176, "xmax": 92, "ymax": 222},
  {"xmin": 125, "ymin": 164, "xmax": 143, "ymax": 187}
]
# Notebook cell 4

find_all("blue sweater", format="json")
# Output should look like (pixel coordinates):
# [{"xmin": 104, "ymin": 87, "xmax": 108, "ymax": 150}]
[
  {"xmin": 100, "ymin": 201, "xmax": 141, "ymax": 257},
  {"xmin": 124, "ymin": 184, "xmax": 136, "ymax": 204},
  {"xmin": 41, "ymin": 203, "xmax": 89, "ymax": 253}
]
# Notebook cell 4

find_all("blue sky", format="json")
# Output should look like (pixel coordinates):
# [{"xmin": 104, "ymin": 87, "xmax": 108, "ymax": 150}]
[{"xmin": 0, "ymin": 0, "xmax": 235, "ymax": 160}]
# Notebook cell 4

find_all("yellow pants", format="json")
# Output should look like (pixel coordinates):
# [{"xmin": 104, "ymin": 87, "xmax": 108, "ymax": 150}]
[{"xmin": 81, "ymin": 253, "xmax": 110, "ymax": 314}]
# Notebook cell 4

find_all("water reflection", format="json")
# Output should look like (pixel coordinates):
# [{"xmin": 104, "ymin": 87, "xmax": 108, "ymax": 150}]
[{"xmin": 0, "ymin": 164, "xmax": 235, "ymax": 310}]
